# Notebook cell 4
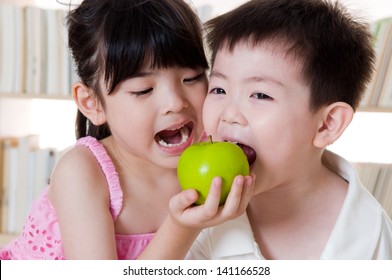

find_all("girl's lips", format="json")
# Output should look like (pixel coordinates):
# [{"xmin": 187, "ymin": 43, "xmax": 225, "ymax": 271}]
[{"xmin": 155, "ymin": 122, "xmax": 195, "ymax": 154}]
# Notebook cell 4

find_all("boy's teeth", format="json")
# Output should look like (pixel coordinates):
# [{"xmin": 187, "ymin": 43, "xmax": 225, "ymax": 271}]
[{"xmin": 159, "ymin": 126, "xmax": 190, "ymax": 147}]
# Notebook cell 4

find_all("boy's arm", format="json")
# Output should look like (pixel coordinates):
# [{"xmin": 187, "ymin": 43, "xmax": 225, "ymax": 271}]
[{"xmin": 137, "ymin": 175, "xmax": 254, "ymax": 259}]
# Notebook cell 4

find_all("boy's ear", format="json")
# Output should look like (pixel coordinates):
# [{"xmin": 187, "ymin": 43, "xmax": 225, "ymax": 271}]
[
  {"xmin": 313, "ymin": 102, "xmax": 354, "ymax": 148},
  {"xmin": 72, "ymin": 82, "xmax": 107, "ymax": 126}
]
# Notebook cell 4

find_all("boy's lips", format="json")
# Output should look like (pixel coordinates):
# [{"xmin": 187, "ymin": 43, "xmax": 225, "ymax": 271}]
[
  {"xmin": 223, "ymin": 139, "xmax": 257, "ymax": 167},
  {"xmin": 236, "ymin": 143, "xmax": 257, "ymax": 167},
  {"xmin": 155, "ymin": 122, "xmax": 194, "ymax": 153}
]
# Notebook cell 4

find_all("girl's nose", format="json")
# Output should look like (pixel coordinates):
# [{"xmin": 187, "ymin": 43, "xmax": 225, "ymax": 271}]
[{"xmin": 162, "ymin": 89, "xmax": 188, "ymax": 115}]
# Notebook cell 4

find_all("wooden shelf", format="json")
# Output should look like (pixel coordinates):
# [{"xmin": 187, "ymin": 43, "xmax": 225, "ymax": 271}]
[
  {"xmin": 0, "ymin": 92, "xmax": 72, "ymax": 100},
  {"xmin": 357, "ymin": 106, "xmax": 392, "ymax": 113}
]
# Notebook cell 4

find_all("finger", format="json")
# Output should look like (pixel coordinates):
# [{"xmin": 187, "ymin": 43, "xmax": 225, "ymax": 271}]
[
  {"xmin": 201, "ymin": 176, "xmax": 222, "ymax": 218},
  {"xmin": 220, "ymin": 175, "xmax": 245, "ymax": 217},
  {"xmin": 237, "ymin": 174, "xmax": 256, "ymax": 211},
  {"xmin": 169, "ymin": 189, "xmax": 198, "ymax": 215}
]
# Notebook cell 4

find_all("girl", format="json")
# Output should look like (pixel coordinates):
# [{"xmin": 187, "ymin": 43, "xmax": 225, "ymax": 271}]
[{"xmin": 0, "ymin": 0, "xmax": 253, "ymax": 260}]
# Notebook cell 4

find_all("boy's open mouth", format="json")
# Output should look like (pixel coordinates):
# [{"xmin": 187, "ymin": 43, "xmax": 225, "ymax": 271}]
[
  {"xmin": 155, "ymin": 122, "xmax": 193, "ymax": 147},
  {"xmin": 236, "ymin": 143, "xmax": 257, "ymax": 166}
]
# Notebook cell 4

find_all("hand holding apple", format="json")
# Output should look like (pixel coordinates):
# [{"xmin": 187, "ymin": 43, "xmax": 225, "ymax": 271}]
[{"xmin": 177, "ymin": 136, "xmax": 250, "ymax": 205}]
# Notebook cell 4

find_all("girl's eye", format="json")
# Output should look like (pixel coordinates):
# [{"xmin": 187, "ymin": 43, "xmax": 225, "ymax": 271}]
[
  {"xmin": 131, "ymin": 88, "xmax": 153, "ymax": 96},
  {"xmin": 184, "ymin": 72, "xmax": 205, "ymax": 83},
  {"xmin": 209, "ymin": 88, "xmax": 226, "ymax": 95},
  {"xmin": 251, "ymin": 92, "xmax": 272, "ymax": 100}
]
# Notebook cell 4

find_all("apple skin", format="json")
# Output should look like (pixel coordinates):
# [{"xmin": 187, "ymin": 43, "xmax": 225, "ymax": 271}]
[{"xmin": 177, "ymin": 139, "xmax": 250, "ymax": 205}]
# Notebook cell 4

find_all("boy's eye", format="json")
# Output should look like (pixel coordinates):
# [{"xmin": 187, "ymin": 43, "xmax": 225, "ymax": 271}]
[
  {"xmin": 209, "ymin": 88, "xmax": 226, "ymax": 95},
  {"xmin": 251, "ymin": 92, "xmax": 272, "ymax": 100},
  {"xmin": 184, "ymin": 73, "xmax": 205, "ymax": 83},
  {"xmin": 131, "ymin": 88, "xmax": 153, "ymax": 96}
]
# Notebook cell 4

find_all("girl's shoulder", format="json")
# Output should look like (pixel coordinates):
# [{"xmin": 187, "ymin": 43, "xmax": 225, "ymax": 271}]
[
  {"xmin": 49, "ymin": 136, "xmax": 123, "ymax": 220},
  {"xmin": 49, "ymin": 137, "xmax": 111, "ymax": 201},
  {"xmin": 56, "ymin": 137, "xmax": 106, "ymax": 178}
]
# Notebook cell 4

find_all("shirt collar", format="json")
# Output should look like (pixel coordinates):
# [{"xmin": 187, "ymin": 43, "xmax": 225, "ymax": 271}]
[
  {"xmin": 208, "ymin": 213, "xmax": 263, "ymax": 259},
  {"xmin": 321, "ymin": 150, "xmax": 382, "ymax": 259}
]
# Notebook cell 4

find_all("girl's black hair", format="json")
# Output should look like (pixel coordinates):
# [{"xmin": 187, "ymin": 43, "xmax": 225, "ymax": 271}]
[{"xmin": 67, "ymin": 0, "xmax": 208, "ymax": 139}]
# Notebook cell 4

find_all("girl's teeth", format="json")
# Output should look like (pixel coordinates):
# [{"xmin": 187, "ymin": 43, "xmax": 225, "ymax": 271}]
[{"xmin": 158, "ymin": 126, "xmax": 190, "ymax": 147}]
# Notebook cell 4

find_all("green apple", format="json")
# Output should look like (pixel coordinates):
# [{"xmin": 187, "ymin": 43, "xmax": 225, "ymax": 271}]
[{"xmin": 177, "ymin": 136, "xmax": 249, "ymax": 205}]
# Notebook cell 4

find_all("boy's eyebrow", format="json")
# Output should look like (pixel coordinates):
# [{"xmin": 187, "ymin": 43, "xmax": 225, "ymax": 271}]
[
  {"xmin": 209, "ymin": 70, "xmax": 225, "ymax": 79},
  {"xmin": 245, "ymin": 75, "xmax": 284, "ymax": 87},
  {"xmin": 210, "ymin": 70, "xmax": 284, "ymax": 87}
]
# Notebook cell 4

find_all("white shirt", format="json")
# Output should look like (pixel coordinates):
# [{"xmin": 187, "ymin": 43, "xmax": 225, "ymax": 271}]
[{"xmin": 186, "ymin": 151, "xmax": 392, "ymax": 260}]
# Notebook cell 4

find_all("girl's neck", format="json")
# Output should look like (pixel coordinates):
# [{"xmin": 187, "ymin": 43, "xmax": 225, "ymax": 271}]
[{"xmin": 103, "ymin": 136, "xmax": 177, "ymax": 183}]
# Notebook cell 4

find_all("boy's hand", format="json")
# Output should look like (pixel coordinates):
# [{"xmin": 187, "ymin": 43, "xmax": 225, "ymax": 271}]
[{"xmin": 169, "ymin": 174, "xmax": 255, "ymax": 229}]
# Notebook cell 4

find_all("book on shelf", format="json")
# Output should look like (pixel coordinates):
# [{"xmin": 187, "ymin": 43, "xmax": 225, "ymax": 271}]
[
  {"xmin": 0, "ymin": 135, "xmax": 60, "ymax": 234},
  {"xmin": 0, "ymin": 5, "xmax": 14, "ymax": 93},
  {"xmin": 1, "ymin": 137, "xmax": 19, "ymax": 233},
  {"xmin": 24, "ymin": 5, "xmax": 46, "ymax": 96},
  {"xmin": 378, "ymin": 53, "xmax": 392, "ymax": 107},
  {"xmin": 58, "ymin": 9, "xmax": 73, "ymax": 97},
  {"xmin": 0, "ymin": 137, "xmax": 15, "ymax": 233},
  {"xmin": 13, "ymin": 5, "xmax": 26, "ymax": 94},
  {"xmin": 43, "ymin": 7, "xmax": 75, "ymax": 97},
  {"xmin": 354, "ymin": 161, "xmax": 392, "ymax": 218},
  {"xmin": 353, "ymin": 162, "xmax": 379, "ymax": 195},
  {"xmin": 0, "ymin": 3, "xmax": 75, "ymax": 98},
  {"xmin": 361, "ymin": 17, "xmax": 392, "ymax": 109}
]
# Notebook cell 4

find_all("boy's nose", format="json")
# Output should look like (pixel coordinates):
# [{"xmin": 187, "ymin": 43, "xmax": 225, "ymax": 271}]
[{"xmin": 221, "ymin": 99, "xmax": 246, "ymax": 126}]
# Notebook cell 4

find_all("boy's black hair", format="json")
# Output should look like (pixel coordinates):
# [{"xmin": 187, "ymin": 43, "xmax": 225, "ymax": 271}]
[
  {"xmin": 67, "ymin": 0, "xmax": 208, "ymax": 139},
  {"xmin": 205, "ymin": 0, "xmax": 375, "ymax": 112}
]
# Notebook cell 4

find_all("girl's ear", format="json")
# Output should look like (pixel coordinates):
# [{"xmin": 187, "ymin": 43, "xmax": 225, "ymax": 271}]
[
  {"xmin": 72, "ymin": 82, "xmax": 107, "ymax": 126},
  {"xmin": 313, "ymin": 102, "xmax": 354, "ymax": 148}
]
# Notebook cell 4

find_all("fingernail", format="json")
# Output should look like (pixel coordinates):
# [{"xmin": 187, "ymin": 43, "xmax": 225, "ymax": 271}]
[
  {"xmin": 236, "ymin": 176, "xmax": 244, "ymax": 185},
  {"xmin": 245, "ymin": 177, "xmax": 252, "ymax": 187}
]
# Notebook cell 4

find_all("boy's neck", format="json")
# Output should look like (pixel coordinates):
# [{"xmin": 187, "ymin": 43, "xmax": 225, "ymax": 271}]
[{"xmin": 246, "ymin": 164, "xmax": 348, "ymax": 259}]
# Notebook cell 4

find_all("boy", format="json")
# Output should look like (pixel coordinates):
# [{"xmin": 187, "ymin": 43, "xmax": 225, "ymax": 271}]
[{"xmin": 187, "ymin": 0, "xmax": 392, "ymax": 259}]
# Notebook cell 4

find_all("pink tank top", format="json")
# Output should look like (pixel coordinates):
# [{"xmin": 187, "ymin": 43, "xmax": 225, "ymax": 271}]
[{"xmin": 0, "ymin": 136, "xmax": 154, "ymax": 260}]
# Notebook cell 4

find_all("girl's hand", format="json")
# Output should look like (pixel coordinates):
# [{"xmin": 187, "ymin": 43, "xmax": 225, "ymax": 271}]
[
  {"xmin": 169, "ymin": 174, "xmax": 255, "ymax": 229},
  {"xmin": 137, "ymin": 174, "xmax": 255, "ymax": 259}
]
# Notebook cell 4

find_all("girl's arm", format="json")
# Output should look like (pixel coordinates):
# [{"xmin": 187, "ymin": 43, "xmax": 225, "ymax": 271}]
[
  {"xmin": 138, "ymin": 175, "xmax": 255, "ymax": 259},
  {"xmin": 48, "ymin": 146, "xmax": 118, "ymax": 259}
]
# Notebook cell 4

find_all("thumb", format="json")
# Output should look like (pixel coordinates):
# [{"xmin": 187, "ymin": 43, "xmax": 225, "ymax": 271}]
[{"xmin": 169, "ymin": 189, "xmax": 198, "ymax": 214}]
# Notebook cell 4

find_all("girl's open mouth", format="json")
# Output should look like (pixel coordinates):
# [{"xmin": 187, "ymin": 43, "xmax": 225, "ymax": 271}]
[{"xmin": 155, "ymin": 122, "xmax": 194, "ymax": 148}]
